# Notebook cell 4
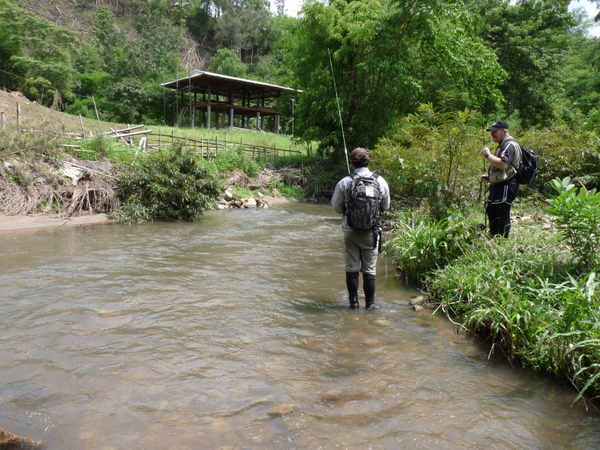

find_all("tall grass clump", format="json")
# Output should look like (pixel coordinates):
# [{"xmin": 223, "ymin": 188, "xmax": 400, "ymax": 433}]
[{"xmin": 384, "ymin": 210, "xmax": 482, "ymax": 284}]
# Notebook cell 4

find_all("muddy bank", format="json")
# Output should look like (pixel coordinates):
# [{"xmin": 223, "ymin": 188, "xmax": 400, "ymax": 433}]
[{"xmin": 0, "ymin": 213, "xmax": 112, "ymax": 232}]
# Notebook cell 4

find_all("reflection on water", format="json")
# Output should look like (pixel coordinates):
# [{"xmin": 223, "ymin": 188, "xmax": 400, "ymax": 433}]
[{"xmin": 1, "ymin": 203, "xmax": 599, "ymax": 449}]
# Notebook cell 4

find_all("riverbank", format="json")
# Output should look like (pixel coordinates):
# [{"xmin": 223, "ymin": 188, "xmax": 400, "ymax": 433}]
[
  {"xmin": 0, "ymin": 195, "xmax": 297, "ymax": 233},
  {"xmin": 0, "ymin": 213, "xmax": 113, "ymax": 232}
]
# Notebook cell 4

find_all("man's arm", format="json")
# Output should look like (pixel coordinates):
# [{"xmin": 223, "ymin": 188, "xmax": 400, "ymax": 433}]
[
  {"xmin": 481, "ymin": 145, "xmax": 509, "ymax": 170},
  {"xmin": 379, "ymin": 178, "xmax": 391, "ymax": 212},
  {"xmin": 331, "ymin": 179, "xmax": 346, "ymax": 214}
]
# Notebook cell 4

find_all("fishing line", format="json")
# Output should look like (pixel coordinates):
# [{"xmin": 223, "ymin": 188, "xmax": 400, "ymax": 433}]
[{"xmin": 328, "ymin": 48, "xmax": 351, "ymax": 174}]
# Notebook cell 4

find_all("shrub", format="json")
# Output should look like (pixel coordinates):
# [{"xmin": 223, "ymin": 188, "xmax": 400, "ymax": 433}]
[
  {"xmin": 517, "ymin": 126, "xmax": 600, "ymax": 197},
  {"xmin": 372, "ymin": 102, "xmax": 484, "ymax": 219},
  {"xmin": 113, "ymin": 145, "xmax": 223, "ymax": 223}
]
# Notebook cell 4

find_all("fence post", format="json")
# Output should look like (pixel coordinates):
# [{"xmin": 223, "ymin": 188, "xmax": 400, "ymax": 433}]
[
  {"xmin": 79, "ymin": 114, "xmax": 85, "ymax": 138},
  {"xmin": 16, "ymin": 103, "xmax": 21, "ymax": 133}
]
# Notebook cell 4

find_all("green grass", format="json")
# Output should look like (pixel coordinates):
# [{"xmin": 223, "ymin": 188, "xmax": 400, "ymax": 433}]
[
  {"xmin": 151, "ymin": 125, "xmax": 312, "ymax": 155},
  {"xmin": 386, "ymin": 202, "xmax": 600, "ymax": 404}
]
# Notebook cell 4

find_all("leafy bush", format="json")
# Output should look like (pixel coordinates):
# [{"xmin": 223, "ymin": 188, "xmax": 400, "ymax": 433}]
[
  {"xmin": 113, "ymin": 145, "xmax": 223, "ymax": 223},
  {"xmin": 517, "ymin": 126, "xmax": 600, "ymax": 196},
  {"xmin": 372, "ymin": 102, "xmax": 484, "ymax": 219},
  {"xmin": 547, "ymin": 177, "xmax": 600, "ymax": 269}
]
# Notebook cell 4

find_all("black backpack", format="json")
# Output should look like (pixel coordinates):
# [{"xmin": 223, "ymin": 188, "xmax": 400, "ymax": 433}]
[
  {"xmin": 510, "ymin": 139, "xmax": 538, "ymax": 185},
  {"xmin": 345, "ymin": 173, "xmax": 382, "ymax": 232}
]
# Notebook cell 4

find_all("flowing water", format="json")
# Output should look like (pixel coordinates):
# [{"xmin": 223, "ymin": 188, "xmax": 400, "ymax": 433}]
[{"xmin": 1, "ymin": 203, "xmax": 599, "ymax": 449}]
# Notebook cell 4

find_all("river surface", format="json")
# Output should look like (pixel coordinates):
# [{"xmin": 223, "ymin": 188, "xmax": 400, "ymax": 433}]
[{"xmin": 1, "ymin": 202, "xmax": 599, "ymax": 449}]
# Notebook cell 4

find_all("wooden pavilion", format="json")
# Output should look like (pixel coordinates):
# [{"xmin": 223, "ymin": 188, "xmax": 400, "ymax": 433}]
[{"xmin": 161, "ymin": 70, "xmax": 301, "ymax": 134}]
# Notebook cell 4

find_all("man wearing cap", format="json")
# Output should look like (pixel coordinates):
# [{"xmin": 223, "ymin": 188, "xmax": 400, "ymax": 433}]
[
  {"xmin": 480, "ymin": 120, "xmax": 522, "ymax": 238},
  {"xmin": 331, "ymin": 147, "xmax": 391, "ymax": 309}
]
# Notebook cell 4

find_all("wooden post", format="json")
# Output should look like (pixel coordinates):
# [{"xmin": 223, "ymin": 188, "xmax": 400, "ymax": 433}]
[
  {"xmin": 1, "ymin": 111, "xmax": 5, "ymax": 130},
  {"xmin": 79, "ymin": 114, "xmax": 85, "ymax": 138},
  {"xmin": 92, "ymin": 96, "xmax": 103, "ymax": 134},
  {"xmin": 16, "ymin": 103, "xmax": 21, "ymax": 132}
]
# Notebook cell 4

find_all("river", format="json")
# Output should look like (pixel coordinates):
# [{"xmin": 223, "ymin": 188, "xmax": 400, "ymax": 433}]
[{"xmin": 1, "ymin": 202, "xmax": 599, "ymax": 449}]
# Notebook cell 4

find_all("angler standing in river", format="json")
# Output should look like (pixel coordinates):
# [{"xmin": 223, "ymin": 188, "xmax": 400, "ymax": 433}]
[{"xmin": 331, "ymin": 148, "xmax": 391, "ymax": 310}]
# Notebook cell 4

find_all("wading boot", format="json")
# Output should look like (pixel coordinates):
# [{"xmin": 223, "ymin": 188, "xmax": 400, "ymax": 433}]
[
  {"xmin": 346, "ymin": 271, "xmax": 360, "ymax": 309},
  {"xmin": 363, "ymin": 273, "xmax": 378, "ymax": 310}
]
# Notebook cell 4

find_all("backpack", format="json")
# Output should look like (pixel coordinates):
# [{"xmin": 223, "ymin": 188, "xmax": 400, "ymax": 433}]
[
  {"xmin": 510, "ymin": 139, "xmax": 538, "ymax": 185},
  {"xmin": 345, "ymin": 173, "xmax": 382, "ymax": 233}
]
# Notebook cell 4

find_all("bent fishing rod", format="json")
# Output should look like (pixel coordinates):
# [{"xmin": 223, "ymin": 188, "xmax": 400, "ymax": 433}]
[{"xmin": 328, "ymin": 48, "xmax": 351, "ymax": 174}]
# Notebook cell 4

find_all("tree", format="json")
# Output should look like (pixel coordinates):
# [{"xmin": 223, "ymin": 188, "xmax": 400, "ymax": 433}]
[
  {"xmin": 562, "ymin": 30, "xmax": 600, "ymax": 116},
  {"xmin": 0, "ymin": 0, "xmax": 77, "ymax": 104},
  {"xmin": 208, "ymin": 48, "xmax": 249, "ymax": 77},
  {"xmin": 473, "ymin": 0, "xmax": 576, "ymax": 127},
  {"xmin": 214, "ymin": 0, "xmax": 272, "ymax": 64},
  {"xmin": 284, "ymin": 0, "xmax": 503, "ymax": 154}
]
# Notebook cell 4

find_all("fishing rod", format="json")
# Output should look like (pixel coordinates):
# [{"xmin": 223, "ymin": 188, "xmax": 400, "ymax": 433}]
[
  {"xmin": 480, "ymin": 117, "xmax": 488, "ymax": 230},
  {"xmin": 328, "ymin": 48, "xmax": 351, "ymax": 174}
]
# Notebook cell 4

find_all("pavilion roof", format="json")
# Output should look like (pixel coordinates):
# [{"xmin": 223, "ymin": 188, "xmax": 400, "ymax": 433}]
[{"xmin": 161, "ymin": 70, "xmax": 301, "ymax": 100}]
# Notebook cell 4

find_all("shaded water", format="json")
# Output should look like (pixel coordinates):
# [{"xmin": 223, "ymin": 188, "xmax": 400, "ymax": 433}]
[{"xmin": 1, "ymin": 203, "xmax": 599, "ymax": 449}]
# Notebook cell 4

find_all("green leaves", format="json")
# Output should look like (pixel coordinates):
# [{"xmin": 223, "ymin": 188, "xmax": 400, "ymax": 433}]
[
  {"xmin": 287, "ymin": 0, "xmax": 504, "ymax": 151},
  {"xmin": 385, "ymin": 211, "xmax": 478, "ymax": 284},
  {"xmin": 114, "ymin": 146, "xmax": 223, "ymax": 223}
]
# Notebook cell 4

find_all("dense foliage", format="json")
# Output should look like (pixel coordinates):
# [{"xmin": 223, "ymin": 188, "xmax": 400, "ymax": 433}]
[
  {"xmin": 1, "ymin": 0, "xmax": 599, "ymax": 150},
  {"xmin": 113, "ymin": 146, "xmax": 222, "ymax": 223}
]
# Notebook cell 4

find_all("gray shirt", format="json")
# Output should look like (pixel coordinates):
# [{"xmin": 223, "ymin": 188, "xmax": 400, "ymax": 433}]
[{"xmin": 331, "ymin": 167, "xmax": 391, "ymax": 231}]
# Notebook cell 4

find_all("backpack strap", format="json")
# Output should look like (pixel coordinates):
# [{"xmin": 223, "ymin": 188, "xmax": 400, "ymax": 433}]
[{"xmin": 506, "ymin": 137, "xmax": 522, "ymax": 170}]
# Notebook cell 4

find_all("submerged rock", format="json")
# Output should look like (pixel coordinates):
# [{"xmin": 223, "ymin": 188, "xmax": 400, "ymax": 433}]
[
  {"xmin": 0, "ymin": 427, "xmax": 41, "ymax": 449},
  {"xmin": 266, "ymin": 403, "xmax": 300, "ymax": 416}
]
